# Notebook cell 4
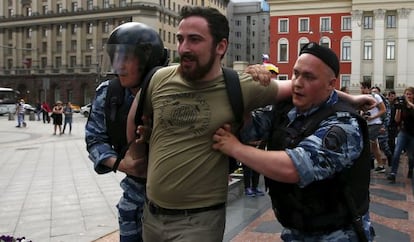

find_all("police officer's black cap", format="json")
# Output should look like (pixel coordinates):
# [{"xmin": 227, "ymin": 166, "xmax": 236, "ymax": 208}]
[{"xmin": 299, "ymin": 42, "xmax": 339, "ymax": 78}]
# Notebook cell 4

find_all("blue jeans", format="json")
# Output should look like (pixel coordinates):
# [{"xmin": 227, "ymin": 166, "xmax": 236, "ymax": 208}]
[
  {"xmin": 390, "ymin": 130, "xmax": 414, "ymax": 175},
  {"xmin": 17, "ymin": 113, "xmax": 25, "ymax": 126}
]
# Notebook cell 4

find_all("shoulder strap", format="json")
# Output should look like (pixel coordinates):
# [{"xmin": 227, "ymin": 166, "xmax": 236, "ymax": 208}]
[
  {"xmin": 134, "ymin": 66, "xmax": 163, "ymax": 126},
  {"xmin": 293, "ymin": 100, "xmax": 357, "ymax": 144},
  {"xmin": 222, "ymin": 67, "xmax": 244, "ymax": 123},
  {"xmin": 105, "ymin": 79, "xmax": 124, "ymax": 123}
]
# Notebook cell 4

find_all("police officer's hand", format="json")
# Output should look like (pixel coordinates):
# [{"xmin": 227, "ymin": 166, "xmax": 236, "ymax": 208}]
[
  {"xmin": 245, "ymin": 64, "xmax": 271, "ymax": 86},
  {"xmin": 212, "ymin": 124, "xmax": 243, "ymax": 157},
  {"xmin": 353, "ymin": 94, "xmax": 377, "ymax": 111},
  {"xmin": 119, "ymin": 149, "xmax": 148, "ymax": 178}
]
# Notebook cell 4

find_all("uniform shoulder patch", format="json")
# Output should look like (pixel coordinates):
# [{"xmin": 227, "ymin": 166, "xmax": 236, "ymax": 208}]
[{"xmin": 323, "ymin": 126, "xmax": 346, "ymax": 152}]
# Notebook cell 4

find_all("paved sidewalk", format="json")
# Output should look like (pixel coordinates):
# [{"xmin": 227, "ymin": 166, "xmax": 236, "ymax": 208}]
[
  {"xmin": 0, "ymin": 114, "xmax": 124, "ymax": 242},
  {"xmin": 1, "ymin": 114, "xmax": 413, "ymax": 242}
]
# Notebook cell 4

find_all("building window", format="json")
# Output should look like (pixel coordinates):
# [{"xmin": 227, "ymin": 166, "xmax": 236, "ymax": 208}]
[
  {"xmin": 103, "ymin": 22, "xmax": 110, "ymax": 33},
  {"xmin": 72, "ymin": 2, "xmax": 78, "ymax": 12},
  {"xmin": 341, "ymin": 39, "xmax": 351, "ymax": 61},
  {"xmin": 363, "ymin": 41, "xmax": 373, "ymax": 60},
  {"xmin": 71, "ymin": 40, "xmax": 77, "ymax": 51},
  {"xmin": 57, "ymin": 3, "xmax": 63, "ymax": 13},
  {"xmin": 71, "ymin": 24, "xmax": 77, "ymax": 34},
  {"xmin": 342, "ymin": 16, "xmax": 351, "ymax": 31},
  {"xmin": 41, "ymin": 57, "xmax": 47, "ymax": 68},
  {"xmin": 363, "ymin": 16, "xmax": 373, "ymax": 29},
  {"xmin": 42, "ymin": 5, "xmax": 48, "ymax": 14},
  {"xmin": 385, "ymin": 76, "xmax": 394, "ymax": 90},
  {"xmin": 298, "ymin": 38, "xmax": 309, "ymax": 55},
  {"xmin": 278, "ymin": 39, "xmax": 288, "ymax": 62},
  {"xmin": 87, "ymin": 23, "xmax": 93, "ymax": 34},
  {"xmin": 56, "ymin": 25, "xmax": 63, "ymax": 36},
  {"xmin": 320, "ymin": 37, "xmax": 330, "ymax": 48},
  {"xmin": 7, "ymin": 59, "xmax": 12, "ymax": 69},
  {"xmin": 55, "ymin": 57, "xmax": 62, "ymax": 68},
  {"xmin": 363, "ymin": 76, "xmax": 372, "ymax": 84},
  {"xmin": 26, "ymin": 7, "xmax": 32, "ymax": 16},
  {"xmin": 86, "ymin": 39, "xmax": 93, "ymax": 50},
  {"xmin": 56, "ymin": 41, "xmax": 62, "ymax": 53},
  {"xmin": 103, "ymin": 0, "xmax": 110, "ymax": 8},
  {"xmin": 42, "ymin": 27, "xmax": 48, "ymax": 37},
  {"xmin": 341, "ymin": 75, "xmax": 350, "ymax": 89},
  {"xmin": 235, "ymin": 20, "xmax": 241, "ymax": 26},
  {"xmin": 299, "ymin": 18, "xmax": 309, "ymax": 32},
  {"xmin": 279, "ymin": 19, "xmax": 288, "ymax": 33},
  {"xmin": 386, "ymin": 15, "xmax": 396, "ymax": 28},
  {"xmin": 85, "ymin": 56, "xmax": 92, "ymax": 66},
  {"xmin": 42, "ymin": 42, "xmax": 47, "ymax": 53},
  {"xmin": 386, "ymin": 40, "xmax": 395, "ymax": 60},
  {"xmin": 320, "ymin": 17, "xmax": 331, "ymax": 32},
  {"xmin": 26, "ymin": 28, "xmax": 32, "ymax": 38},
  {"xmin": 87, "ymin": 0, "xmax": 93, "ymax": 10},
  {"xmin": 70, "ymin": 56, "xmax": 76, "ymax": 67}
]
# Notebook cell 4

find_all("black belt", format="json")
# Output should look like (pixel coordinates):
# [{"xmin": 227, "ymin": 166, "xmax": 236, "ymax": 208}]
[
  {"xmin": 148, "ymin": 201, "xmax": 225, "ymax": 215},
  {"xmin": 127, "ymin": 175, "xmax": 147, "ymax": 184}
]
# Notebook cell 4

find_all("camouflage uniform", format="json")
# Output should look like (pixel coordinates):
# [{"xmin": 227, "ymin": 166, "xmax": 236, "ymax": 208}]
[
  {"xmin": 245, "ymin": 91, "xmax": 374, "ymax": 242},
  {"xmin": 85, "ymin": 81, "xmax": 145, "ymax": 242}
]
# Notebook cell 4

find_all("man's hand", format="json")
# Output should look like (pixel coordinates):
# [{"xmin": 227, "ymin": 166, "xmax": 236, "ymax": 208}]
[
  {"xmin": 245, "ymin": 64, "xmax": 271, "ymax": 86},
  {"xmin": 352, "ymin": 94, "xmax": 377, "ymax": 111},
  {"xmin": 135, "ymin": 115, "xmax": 152, "ymax": 144}
]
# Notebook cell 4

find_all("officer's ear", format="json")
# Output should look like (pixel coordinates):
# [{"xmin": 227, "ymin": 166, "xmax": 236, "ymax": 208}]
[{"xmin": 328, "ymin": 77, "xmax": 336, "ymax": 88}]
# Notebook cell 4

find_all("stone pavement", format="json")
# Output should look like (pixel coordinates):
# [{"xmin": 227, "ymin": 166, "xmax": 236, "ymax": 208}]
[{"xmin": 0, "ymin": 114, "xmax": 413, "ymax": 242}]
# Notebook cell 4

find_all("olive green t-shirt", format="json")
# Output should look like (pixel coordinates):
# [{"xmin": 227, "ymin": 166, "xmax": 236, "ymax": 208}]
[{"xmin": 145, "ymin": 65, "xmax": 279, "ymax": 209}]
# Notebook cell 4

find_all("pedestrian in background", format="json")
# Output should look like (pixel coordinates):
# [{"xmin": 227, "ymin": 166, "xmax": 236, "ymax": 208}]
[
  {"xmin": 213, "ymin": 42, "xmax": 374, "ymax": 242},
  {"xmin": 387, "ymin": 90, "xmax": 399, "ymax": 157},
  {"xmin": 360, "ymin": 81, "xmax": 388, "ymax": 172},
  {"xmin": 35, "ymin": 102, "xmax": 42, "ymax": 121},
  {"xmin": 41, "ymin": 101, "xmax": 51, "ymax": 123},
  {"xmin": 51, "ymin": 101, "xmax": 63, "ymax": 135},
  {"xmin": 62, "ymin": 101, "xmax": 73, "ymax": 134},
  {"xmin": 15, "ymin": 99, "xmax": 26, "ymax": 128},
  {"xmin": 387, "ymin": 87, "xmax": 414, "ymax": 183},
  {"xmin": 371, "ymin": 86, "xmax": 393, "ymax": 168}
]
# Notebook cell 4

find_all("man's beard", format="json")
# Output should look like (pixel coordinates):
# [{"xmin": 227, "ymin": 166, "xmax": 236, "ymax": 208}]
[{"xmin": 179, "ymin": 50, "xmax": 216, "ymax": 82}]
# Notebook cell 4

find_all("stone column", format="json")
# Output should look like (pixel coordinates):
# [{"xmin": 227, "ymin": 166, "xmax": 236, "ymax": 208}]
[
  {"xmin": 396, "ymin": 8, "xmax": 411, "ymax": 92},
  {"xmin": 373, "ymin": 9, "xmax": 385, "ymax": 88},
  {"xmin": 350, "ymin": 10, "xmax": 363, "ymax": 93}
]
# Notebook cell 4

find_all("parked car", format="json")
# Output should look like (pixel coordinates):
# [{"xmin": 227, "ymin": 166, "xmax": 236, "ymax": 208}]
[
  {"xmin": 70, "ymin": 104, "xmax": 81, "ymax": 113},
  {"xmin": 23, "ymin": 104, "xmax": 36, "ymax": 114},
  {"xmin": 80, "ymin": 103, "xmax": 91, "ymax": 117}
]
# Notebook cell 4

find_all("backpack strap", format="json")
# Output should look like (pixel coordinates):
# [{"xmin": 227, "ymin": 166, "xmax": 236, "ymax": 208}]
[
  {"xmin": 222, "ymin": 67, "xmax": 244, "ymax": 173},
  {"xmin": 222, "ymin": 67, "xmax": 244, "ymax": 123},
  {"xmin": 134, "ymin": 66, "xmax": 164, "ymax": 126},
  {"xmin": 105, "ymin": 79, "xmax": 124, "ymax": 123}
]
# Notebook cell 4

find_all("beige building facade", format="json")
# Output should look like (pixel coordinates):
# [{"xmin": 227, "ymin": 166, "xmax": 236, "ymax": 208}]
[{"xmin": 0, "ymin": 0, "xmax": 228, "ymax": 105}]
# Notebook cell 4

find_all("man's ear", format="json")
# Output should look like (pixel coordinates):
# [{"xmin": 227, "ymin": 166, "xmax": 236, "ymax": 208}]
[
  {"xmin": 328, "ymin": 77, "xmax": 336, "ymax": 89},
  {"xmin": 216, "ymin": 38, "xmax": 228, "ymax": 57}
]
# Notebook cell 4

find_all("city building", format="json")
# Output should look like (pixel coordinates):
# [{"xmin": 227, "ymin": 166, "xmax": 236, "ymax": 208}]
[
  {"xmin": 266, "ymin": 0, "xmax": 414, "ymax": 94},
  {"xmin": 226, "ymin": 0, "xmax": 270, "ymax": 67},
  {"xmin": 0, "ymin": 0, "xmax": 228, "ymax": 106}
]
